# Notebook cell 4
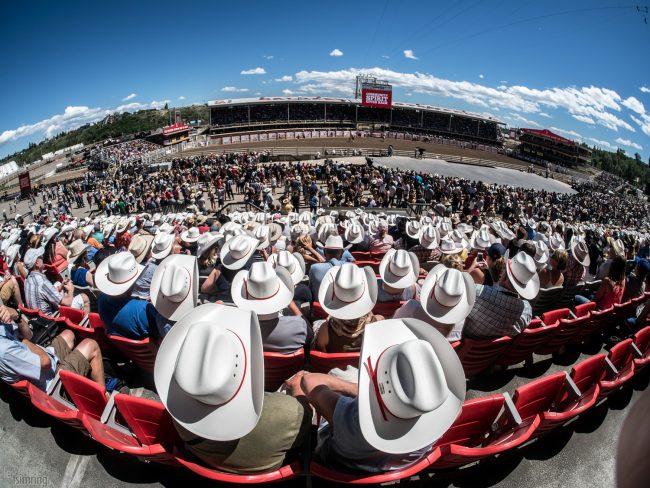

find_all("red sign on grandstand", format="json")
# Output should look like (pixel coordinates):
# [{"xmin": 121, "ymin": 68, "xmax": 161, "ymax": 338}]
[
  {"xmin": 361, "ymin": 88, "xmax": 392, "ymax": 109},
  {"xmin": 18, "ymin": 172, "xmax": 31, "ymax": 196},
  {"xmin": 162, "ymin": 123, "xmax": 191, "ymax": 135}
]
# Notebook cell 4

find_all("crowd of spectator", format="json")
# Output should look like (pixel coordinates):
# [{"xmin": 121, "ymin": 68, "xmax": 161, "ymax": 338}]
[{"xmin": 93, "ymin": 139, "xmax": 161, "ymax": 164}]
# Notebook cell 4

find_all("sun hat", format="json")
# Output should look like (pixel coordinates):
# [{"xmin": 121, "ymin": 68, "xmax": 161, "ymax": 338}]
[
  {"xmin": 290, "ymin": 223, "xmax": 310, "ymax": 241},
  {"xmin": 180, "ymin": 227, "xmax": 201, "ymax": 244},
  {"xmin": 157, "ymin": 222, "xmax": 174, "ymax": 235},
  {"xmin": 318, "ymin": 263, "xmax": 378, "ymax": 320},
  {"xmin": 505, "ymin": 250, "xmax": 540, "ymax": 300},
  {"xmin": 419, "ymin": 225, "xmax": 440, "ymax": 250},
  {"xmin": 419, "ymin": 265, "xmax": 476, "ymax": 324},
  {"xmin": 232, "ymin": 262, "xmax": 294, "ymax": 315},
  {"xmin": 220, "ymin": 234, "xmax": 258, "ymax": 270},
  {"xmin": 154, "ymin": 303, "xmax": 263, "ymax": 441},
  {"xmin": 128, "ymin": 234, "xmax": 155, "ymax": 264},
  {"xmin": 67, "ymin": 239, "xmax": 87, "ymax": 265},
  {"xmin": 115, "ymin": 219, "xmax": 129, "ymax": 234},
  {"xmin": 439, "ymin": 236, "xmax": 460, "ymax": 255},
  {"xmin": 405, "ymin": 220, "xmax": 422, "ymax": 240},
  {"xmin": 267, "ymin": 251, "xmax": 305, "ymax": 285},
  {"xmin": 5, "ymin": 244, "xmax": 21, "ymax": 268},
  {"xmin": 533, "ymin": 240, "xmax": 549, "ymax": 270},
  {"xmin": 252, "ymin": 225, "xmax": 271, "ymax": 250},
  {"xmin": 344, "ymin": 223, "xmax": 365, "ymax": 246},
  {"xmin": 95, "ymin": 251, "xmax": 145, "ymax": 296},
  {"xmin": 150, "ymin": 254, "xmax": 198, "ymax": 321},
  {"xmin": 358, "ymin": 318, "xmax": 465, "ymax": 454},
  {"xmin": 151, "ymin": 232, "xmax": 175, "ymax": 260},
  {"xmin": 40, "ymin": 227, "xmax": 58, "ymax": 248},
  {"xmin": 569, "ymin": 237, "xmax": 591, "ymax": 267},
  {"xmin": 196, "ymin": 233, "xmax": 222, "ymax": 259},
  {"xmin": 379, "ymin": 249, "xmax": 420, "ymax": 289},
  {"xmin": 548, "ymin": 234, "xmax": 565, "ymax": 251},
  {"xmin": 23, "ymin": 248, "xmax": 45, "ymax": 270},
  {"xmin": 470, "ymin": 228, "xmax": 494, "ymax": 251}
]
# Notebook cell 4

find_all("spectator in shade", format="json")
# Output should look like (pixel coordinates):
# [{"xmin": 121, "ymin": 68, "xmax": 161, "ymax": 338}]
[
  {"xmin": 576, "ymin": 255, "xmax": 626, "ymax": 310},
  {"xmin": 538, "ymin": 249, "xmax": 568, "ymax": 289},
  {"xmin": 564, "ymin": 237, "xmax": 590, "ymax": 287},
  {"xmin": 623, "ymin": 257, "xmax": 649, "ymax": 302},
  {"xmin": 308, "ymin": 235, "xmax": 345, "ymax": 298},
  {"xmin": 201, "ymin": 235, "xmax": 258, "ymax": 303}
]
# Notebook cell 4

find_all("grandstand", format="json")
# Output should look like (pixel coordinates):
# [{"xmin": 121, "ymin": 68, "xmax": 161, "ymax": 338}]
[
  {"xmin": 208, "ymin": 97, "xmax": 503, "ymax": 145},
  {"xmin": 516, "ymin": 128, "xmax": 592, "ymax": 168}
]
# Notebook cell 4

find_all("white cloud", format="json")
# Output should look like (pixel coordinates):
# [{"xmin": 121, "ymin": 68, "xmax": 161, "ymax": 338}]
[
  {"xmin": 240, "ymin": 67, "xmax": 266, "ymax": 75},
  {"xmin": 479, "ymin": 74, "xmax": 484, "ymax": 79},
  {"xmin": 403, "ymin": 50, "xmax": 418, "ymax": 60},
  {"xmin": 549, "ymin": 127, "xmax": 583, "ymax": 140},
  {"xmin": 329, "ymin": 48, "xmax": 343, "ymax": 57},
  {"xmin": 538, "ymin": 112, "xmax": 552, "ymax": 118},
  {"xmin": 381, "ymin": 55, "xmax": 390, "ymax": 59},
  {"xmin": 506, "ymin": 112, "xmax": 541, "ymax": 128},
  {"xmin": 616, "ymin": 137, "xmax": 643, "ymax": 151},
  {"xmin": 121, "ymin": 93, "xmax": 137, "ymax": 101},
  {"xmin": 178, "ymin": 96, "xmax": 185, "ymax": 100},
  {"xmin": 572, "ymin": 114, "xmax": 595, "ymax": 124},
  {"xmin": 589, "ymin": 137, "xmax": 616, "ymax": 150},
  {"xmin": 275, "ymin": 75, "xmax": 293, "ymax": 82},
  {"xmin": 621, "ymin": 96, "xmax": 645, "ymax": 115},
  {"xmin": 282, "ymin": 89, "xmax": 294, "ymax": 95},
  {"xmin": 221, "ymin": 86, "xmax": 249, "ymax": 93},
  {"xmin": 641, "ymin": 86, "xmax": 650, "ymax": 94},
  {"xmin": 255, "ymin": 92, "xmax": 262, "ymax": 96},
  {"xmin": 263, "ymin": 55, "xmax": 274, "ymax": 60}
]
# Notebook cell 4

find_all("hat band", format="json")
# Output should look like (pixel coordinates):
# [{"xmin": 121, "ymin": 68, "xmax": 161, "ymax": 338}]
[
  {"xmin": 366, "ymin": 351, "xmax": 407, "ymax": 422},
  {"xmin": 507, "ymin": 260, "xmax": 531, "ymax": 288},
  {"xmin": 107, "ymin": 268, "xmax": 139, "ymax": 285},
  {"xmin": 244, "ymin": 279, "xmax": 281, "ymax": 300}
]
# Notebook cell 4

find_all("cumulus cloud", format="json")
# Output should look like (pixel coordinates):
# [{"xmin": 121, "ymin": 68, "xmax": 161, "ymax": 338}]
[
  {"xmin": 292, "ymin": 67, "xmax": 639, "ymax": 133},
  {"xmin": 589, "ymin": 137, "xmax": 616, "ymax": 150},
  {"xmin": 282, "ymin": 89, "xmax": 294, "ymax": 95},
  {"xmin": 641, "ymin": 86, "xmax": 650, "ymax": 94},
  {"xmin": 275, "ymin": 75, "xmax": 292, "ymax": 82},
  {"xmin": 572, "ymin": 114, "xmax": 595, "ymax": 124},
  {"xmin": 506, "ymin": 113, "xmax": 541, "ymax": 128},
  {"xmin": 538, "ymin": 112, "xmax": 552, "ymax": 118},
  {"xmin": 241, "ymin": 67, "xmax": 266, "ymax": 75},
  {"xmin": 329, "ymin": 48, "xmax": 343, "ymax": 57},
  {"xmin": 621, "ymin": 96, "xmax": 645, "ymax": 115},
  {"xmin": 403, "ymin": 50, "xmax": 418, "ymax": 60},
  {"xmin": 221, "ymin": 86, "xmax": 249, "ymax": 93},
  {"xmin": 263, "ymin": 55, "xmax": 274, "ymax": 60},
  {"xmin": 121, "ymin": 93, "xmax": 137, "ymax": 101},
  {"xmin": 615, "ymin": 137, "xmax": 643, "ymax": 151},
  {"xmin": 178, "ymin": 96, "xmax": 185, "ymax": 100}
]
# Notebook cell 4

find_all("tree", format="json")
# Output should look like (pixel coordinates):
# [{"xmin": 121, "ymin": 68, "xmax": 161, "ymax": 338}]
[
  {"xmin": 164, "ymin": 102, "xmax": 168, "ymax": 110},
  {"xmin": 634, "ymin": 152, "xmax": 641, "ymax": 162}
]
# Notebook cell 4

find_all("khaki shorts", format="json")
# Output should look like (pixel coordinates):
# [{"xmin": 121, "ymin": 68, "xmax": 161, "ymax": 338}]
[
  {"xmin": 0, "ymin": 279, "xmax": 16, "ymax": 304},
  {"xmin": 51, "ymin": 336, "xmax": 90, "ymax": 378}
]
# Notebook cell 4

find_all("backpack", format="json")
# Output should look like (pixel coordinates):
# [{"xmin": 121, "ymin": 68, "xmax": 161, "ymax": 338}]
[{"xmin": 29, "ymin": 317, "xmax": 61, "ymax": 347}]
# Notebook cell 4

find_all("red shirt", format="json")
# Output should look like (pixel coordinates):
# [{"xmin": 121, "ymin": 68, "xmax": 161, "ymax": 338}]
[{"xmin": 115, "ymin": 231, "xmax": 132, "ymax": 250}]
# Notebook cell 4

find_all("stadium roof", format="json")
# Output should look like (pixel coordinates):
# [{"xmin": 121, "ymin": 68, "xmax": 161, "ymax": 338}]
[
  {"xmin": 206, "ymin": 97, "xmax": 503, "ymax": 124},
  {"xmin": 520, "ymin": 128, "xmax": 575, "ymax": 146}
]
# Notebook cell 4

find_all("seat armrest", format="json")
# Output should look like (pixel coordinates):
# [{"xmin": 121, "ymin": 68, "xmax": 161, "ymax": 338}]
[
  {"xmin": 563, "ymin": 372, "xmax": 582, "ymax": 401},
  {"xmin": 605, "ymin": 357, "xmax": 619, "ymax": 378},
  {"xmin": 568, "ymin": 310, "xmax": 577, "ymax": 319},
  {"xmin": 502, "ymin": 392, "xmax": 522, "ymax": 425},
  {"xmin": 631, "ymin": 343, "xmax": 644, "ymax": 359},
  {"xmin": 48, "ymin": 372, "xmax": 77, "ymax": 409},
  {"xmin": 100, "ymin": 391, "xmax": 136, "ymax": 437}
]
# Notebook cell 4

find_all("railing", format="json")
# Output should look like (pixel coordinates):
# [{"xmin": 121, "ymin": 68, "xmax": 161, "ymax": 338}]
[{"xmin": 214, "ymin": 201, "xmax": 263, "ymax": 217}]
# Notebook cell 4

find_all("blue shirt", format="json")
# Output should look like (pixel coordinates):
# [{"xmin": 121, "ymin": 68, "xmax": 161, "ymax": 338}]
[
  {"xmin": 309, "ymin": 258, "xmax": 343, "ymax": 297},
  {"xmin": 71, "ymin": 267, "xmax": 89, "ymax": 287},
  {"xmin": 131, "ymin": 261, "xmax": 158, "ymax": 299},
  {"xmin": 317, "ymin": 248, "xmax": 355, "ymax": 263},
  {"xmin": 0, "ymin": 323, "xmax": 56, "ymax": 391},
  {"xmin": 98, "ymin": 294, "xmax": 161, "ymax": 340}
]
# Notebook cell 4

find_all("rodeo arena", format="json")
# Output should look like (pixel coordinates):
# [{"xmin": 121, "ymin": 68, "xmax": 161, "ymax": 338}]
[{"xmin": 1, "ymin": 76, "xmax": 649, "ymax": 488}]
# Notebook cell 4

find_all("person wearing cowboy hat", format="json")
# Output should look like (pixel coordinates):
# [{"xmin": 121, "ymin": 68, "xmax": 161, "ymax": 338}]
[
  {"xmin": 0, "ymin": 244, "xmax": 24, "ymax": 308},
  {"xmin": 155, "ymin": 303, "xmax": 312, "ymax": 474},
  {"xmin": 67, "ymin": 239, "xmax": 96, "ymax": 288},
  {"xmin": 114, "ymin": 219, "xmax": 132, "ymax": 250},
  {"xmin": 463, "ymin": 250, "xmax": 538, "ymax": 339},
  {"xmin": 96, "ymin": 252, "xmax": 164, "ymax": 340},
  {"xmin": 377, "ymin": 249, "xmax": 421, "ymax": 303},
  {"xmin": 595, "ymin": 237, "xmax": 626, "ymax": 281},
  {"xmin": 232, "ymin": 262, "xmax": 312, "ymax": 353},
  {"xmin": 180, "ymin": 227, "xmax": 201, "ymax": 256},
  {"xmin": 564, "ymin": 236, "xmax": 590, "ymax": 287},
  {"xmin": 292, "ymin": 317, "xmax": 465, "ymax": 473},
  {"xmin": 368, "ymin": 220, "xmax": 394, "ymax": 254},
  {"xmin": 196, "ymin": 232, "xmax": 222, "ymax": 278},
  {"xmin": 538, "ymin": 248, "xmax": 568, "ymax": 288},
  {"xmin": 127, "ymin": 234, "xmax": 160, "ymax": 300},
  {"xmin": 308, "ymin": 235, "xmax": 344, "ymax": 299}
]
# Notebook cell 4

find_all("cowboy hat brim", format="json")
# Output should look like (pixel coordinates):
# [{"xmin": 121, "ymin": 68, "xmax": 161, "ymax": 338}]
[
  {"xmin": 318, "ymin": 266, "xmax": 378, "ymax": 320},
  {"xmin": 419, "ymin": 265, "xmax": 476, "ymax": 324},
  {"xmin": 150, "ymin": 255, "xmax": 199, "ymax": 321},
  {"xmin": 231, "ymin": 266, "xmax": 294, "ymax": 315},
  {"xmin": 506, "ymin": 258, "xmax": 541, "ymax": 301},
  {"xmin": 95, "ymin": 257, "xmax": 145, "ymax": 297}
]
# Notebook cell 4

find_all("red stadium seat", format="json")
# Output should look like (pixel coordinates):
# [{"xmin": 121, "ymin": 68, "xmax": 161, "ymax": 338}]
[
  {"xmin": 431, "ymin": 394, "xmax": 538, "ymax": 469},
  {"xmin": 309, "ymin": 350, "xmax": 360, "ymax": 374},
  {"xmin": 454, "ymin": 336, "xmax": 513, "ymax": 376},
  {"xmin": 612, "ymin": 300, "xmax": 636, "ymax": 324},
  {"xmin": 263, "ymin": 349, "xmax": 305, "ymax": 391},
  {"xmin": 311, "ymin": 302, "xmax": 328, "ymax": 320},
  {"xmin": 573, "ymin": 306, "xmax": 614, "ymax": 343},
  {"xmin": 19, "ymin": 304, "xmax": 42, "ymax": 320},
  {"xmin": 354, "ymin": 260, "xmax": 381, "ymax": 273},
  {"xmin": 58, "ymin": 370, "xmax": 107, "ymax": 421},
  {"xmin": 633, "ymin": 326, "xmax": 650, "ymax": 370},
  {"xmin": 351, "ymin": 252, "xmax": 372, "ymax": 260},
  {"xmin": 7, "ymin": 379, "xmax": 31, "ymax": 398},
  {"xmin": 537, "ymin": 309, "xmax": 590, "ymax": 355},
  {"xmin": 107, "ymin": 335, "xmax": 158, "ymax": 374},
  {"xmin": 58, "ymin": 305, "xmax": 86, "ymax": 326},
  {"xmin": 497, "ymin": 319, "xmax": 558, "ymax": 366},
  {"xmin": 27, "ymin": 380, "xmax": 85, "ymax": 430},
  {"xmin": 574, "ymin": 301, "xmax": 597, "ymax": 318},
  {"xmin": 598, "ymin": 339, "xmax": 636, "ymax": 400},
  {"xmin": 371, "ymin": 300, "xmax": 405, "ymax": 318},
  {"xmin": 569, "ymin": 354, "xmax": 606, "ymax": 402}
]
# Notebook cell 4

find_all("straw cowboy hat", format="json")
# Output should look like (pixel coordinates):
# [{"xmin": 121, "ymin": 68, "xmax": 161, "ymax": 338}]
[
  {"xmin": 95, "ymin": 252, "xmax": 145, "ymax": 296},
  {"xmin": 154, "ymin": 303, "xmax": 264, "ymax": 441},
  {"xmin": 67, "ymin": 239, "xmax": 87, "ymax": 265},
  {"xmin": 505, "ymin": 250, "xmax": 540, "ymax": 300},
  {"xmin": 196, "ymin": 233, "xmax": 222, "ymax": 259},
  {"xmin": 180, "ymin": 227, "xmax": 201, "ymax": 244},
  {"xmin": 607, "ymin": 237, "xmax": 625, "ymax": 258},
  {"xmin": 115, "ymin": 219, "xmax": 129, "ymax": 234},
  {"xmin": 569, "ymin": 237, "xmax": 591, "ymax": 267},
  {"xmin": 220, "ymin": 235, "xmax": 258, "ymax": 270},
  {"xmin": 151, "ymin": 232, "xmax": 175, "ymax": 260},
  {"xmin": 344, "ymin": 223, "xmax": 365, "ymax": 246},
  {"xmin": 420, "ymin": 265, "xmax": 476, "ymax": 324},
  {"xmin": 318, "ymin": 263, "xmax": 378, "ymax": 320},
  {"xmin": 232, "ymin": 262, "xmax": 294, "ymax": 315},
  {"xmin": 128, "ymin": 234, "xmax": 154, "ymax": 264},
  {"xmin": 379, "ymin": 249, "xmax": 420, "ymax": 289},
  {"xmin": 358, "ymin": 318, "xmax": 466, "ymax": 454},
  {"xmin": 419, "ymin": 225, "xmax": 440, "ymax": 250},
  {"xmin": 267, "ymin": 251, "xmax": 306, "ymax": 285},
  {"xmin": 150, "ymin": 254, "xmax": 199, "ymax": 321}
]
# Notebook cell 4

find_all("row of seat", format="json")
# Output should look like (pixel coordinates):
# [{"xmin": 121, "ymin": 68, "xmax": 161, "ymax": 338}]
[{"xmin": 4, "ymin": 326, "xmax": 648, "ymax": 484}]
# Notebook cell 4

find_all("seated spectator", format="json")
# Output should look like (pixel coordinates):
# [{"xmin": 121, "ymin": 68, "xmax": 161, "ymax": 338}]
[
  {"xmin": 368, "ymin": 221, "xmax": 394, "ymax": 254},
  {"xmin": 463, "ymin": 251, "xmax": 538, "ymax": 338},
  {"xmin": 408, "ymin": 225, "xmax": 442, "ymax": 264},
  {"xmin": 67, "ymin": 239, "xmax": 95, "ymax": 288},
  {"xmin": 577, "ymin": 255, "xmax": 626, "ymax": 310},
  {"xmin": 467, "ymin": 242, "xmax": 506, "ymax": 286},
  {"xmin": 0, "ymin": 245, "xmax": 24, "ymax": 307},
  {"xmin": 114, "ymin": 219, "xmax": 132, "ymax": 250},
  {"xmin": 232, "ymin": 262, "xmax": 312, "ymax": 353},
  {"xmin": 315, "ymin": 263, "xmax": 381, "ymax": 352},
  {"xmin": 96, "ymin": 252, "xmax": 162, "ymax": 339},
  {"xmin": 300, "ymin": 317, "xmax": 464, "ymax": 473},
  {"xmin": 308, "ymin": 235, "xmax": 344, "ymax": 298},
  {"xmin": 596, "ymin": 237, "xmax": 625, "ymax": 280},
  {"xmin": 201, "ymin": 235, "xmax": 258, "ymax": 303},
  {"xmin": 564, "ymin": 238, "xmax": 589, "ymax": 287},
  {"xmin": 196, "ymin": 233, "xmax": 221, "ymax": 277},
  {"xmin": 377, "ymin": 249, "xmax": 420, "ymax": 302},
  {"xmin": 155, "ymin": 304, "xmax": 311, "ymax": 474},
  {"xmin": 623, "ymin": 257, "xmax": 649, "ymax": 302},
  {"xmin": 128, "ymin": 234, "xmax": 155, "ymax": 298},
  {"xmin": 538, "ymin": 249, "xmax": 568, "ymax": 288},
  {"xmin": 24, "ymin": 248, "xmax": 89, "ymax": 315},
  {"xmin": 180, "ymin": 227, "xmax": 201, "ymax": 256},
  {"xmin": 0, "ymin": 304, "xmax": 105, "ymax": 391}
]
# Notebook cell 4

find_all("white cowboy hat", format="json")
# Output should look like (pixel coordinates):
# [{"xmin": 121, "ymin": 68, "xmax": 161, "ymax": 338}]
[
  {"xmin": 151, "ymin": 232, "xmax": 175, "ymax": 260},
  {"xmin": 128, "ymin": 234, "xmax": 154, "ymax": 264},
  {"xmin": 267, "ymin": 251, "xmax": 305, "ymax": 285},
  {"xmin": 232, "ymin": 262, "xmax": 294, "ymax": 315},
  {"xmin": 323, "ymin": 235, "xmax": 344, "ymax": 250},
  {"xmin": 5, "ymin": 244, "xmax": 21, "ymax": 268},
  {"xmin": 379, "ymin": 249, "xmax": 420, "ymax": 289},
  {"xmin": 548, "ymin": 234, "xmax": 565, "ymax": 251},
  {"xmin": 318, "ymin": 263, "xmax": 378, "ymax": 320},
  {"xmin": 420, "ymin": 265, "xmax": 476, "ymax": 324},
  {"xmin": 607, "ymin": 237, "xmax": 625, "ymax": 258},
  {"xmin": 569, "ymin": 237, "xmax": 591, "ymax": 267},
  {"xmin": 150, "ymin": 254, "xmax": 199, "ymax": 321},
  {"xmin": 505, "ymin": 251, "xmax": 540, "ymax": 300},
  {"xmin": 40, "ymin": 227, "xmax": 58, "ymax": 248},
  {"xmin": 344, "ymin": 223, "xmax": 365, "ymax": 246},
  {"xmin": 419, "ymin": 225, "xmax": 440, "ymax": 250},
  {"xmin": 196, "ymin": 233, "xmax": 222, "ymax": 259},
  {"xmin": 154, "ymin": 303, "xmax": 263, "ymax": 441},
  {"xmin": 316, "ymin": 224, "xmax": 337, "ymax": 248},
  {"xmin": 533, "ymin": 240, "xmax": 549, "ymax": 270},
  {"xmin": 253, "ymin": 225, "xmax": 271, "ymax": 250},
  {"xmin": 358, "ymin": 318, "xmax": 466, "ymax": 454},
  {"xmin": 438, "ymin": 222, "xmax": 453, "ymax": 237},
  {"xmin": 67, "ymin": 239, "xmax": 87, "ymax": 265},
  {"xmin": 220, "ymin": 235, "xmax": 258, "ymax": 270},
  {"xmin": 405, "ymin": 220, "xmax": 422, "ymax": 240},
  {"xmin": 290, "ymin": 223, "xmax": 310, "ymax": 241},
  {"xmin": 115, "ymin": 219, "xmax": 129, "ymax": 234},
  {"xmin": 470, "ymin": 228, "xmax": 494, "ymax": 251},
  {"xmin": 157, "ymin": 222, "xmax": 174, "ymax": 235},
  {"xmin": 95, "ymin": 252, "xmax": 145, "ymax": 296},
  {"xmin": 450, "ymin": 230, "xmax": 469, "ymax": 251},
  {"xmin": 180, "ymin": 227, "xmax": 201, "ymax": 244},
  {"xmin": 439, "ymin": 236, "xmax": 460, "ymax": 255}
]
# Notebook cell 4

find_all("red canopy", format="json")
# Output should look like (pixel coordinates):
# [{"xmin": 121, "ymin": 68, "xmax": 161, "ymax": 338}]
[{"xmin": 520, "ymin": 128, "xmax": 575, "ymax": 146}]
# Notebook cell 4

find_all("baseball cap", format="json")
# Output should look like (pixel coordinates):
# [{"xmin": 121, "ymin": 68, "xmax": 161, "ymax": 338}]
[{"xmin": 487, "ymin": 243, "xmax": 507, "ymax": 261}]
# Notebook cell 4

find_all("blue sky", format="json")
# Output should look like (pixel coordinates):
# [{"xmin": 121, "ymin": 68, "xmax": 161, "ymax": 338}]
[{"xmin": 1, "ymin": 0, "xmax": 649, "ymax": 161}]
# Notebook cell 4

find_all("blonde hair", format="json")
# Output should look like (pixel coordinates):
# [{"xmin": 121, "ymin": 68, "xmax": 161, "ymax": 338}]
[
  {"xmin": 552, "ymin": 249, "xmax": 568, "ymax": 272},
  {"xmin": 441, "ymin": 254, "xmax": 463, "ymax": 271},
  {"xmin": 28, "ymin": 234, "xmax": 43, "ymax": 249}
]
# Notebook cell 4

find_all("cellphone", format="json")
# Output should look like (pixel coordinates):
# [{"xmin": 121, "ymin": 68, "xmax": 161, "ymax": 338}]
[{"xmin": 476, "ymin": 253, "xmax": 484, "ymax": 263}]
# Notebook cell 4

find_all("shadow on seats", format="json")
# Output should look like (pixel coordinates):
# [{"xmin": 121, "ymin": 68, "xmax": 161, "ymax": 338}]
[
  {"xmin": 439, "ymin": 452, "xmax": 524, "ymax": 488},
  {"xmin": 519, "ymin": 425, "xmax": 573, "ymax": 461},
  {"xmin": 49, "ymin": 421, "xmax": 97, "ymax": 456},
  {"xmin": 604, "ymin": 386, "xmax": 634, "ymax": 411},
  {"xmin": 466, "ymin": 369, "xmax": 516, "ymax": 393}
]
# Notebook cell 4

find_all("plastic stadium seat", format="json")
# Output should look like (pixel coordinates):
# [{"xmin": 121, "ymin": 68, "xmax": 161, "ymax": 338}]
[
  {"xmin": 19, "ymin": 304, "xmax": 42, "ymax": 320},
  {"xmin": 354, "ymin": 260, "xmax": 381, "ymax": 273},
  {"xmin": 633, "ymin": 326, "xmax": 650, "ymax": 370},
  {"xmin": 27, "ymin": 380, "xmax": 85, "ymax": 430},
  {"xmin": 431, "ymin": 394, "xmax": 538, "ymax": 469},
  {"xmin": 107, "ymin": 335, "xmax": 159, "ymax": 374},
  {"xmin": 530, "ymin": 286, "xmax": 564, "ymax": 317},
  {"xmin": 58, "ymin": 370, "xmax": 107, "ymax": 421},
  {"xmin": 497, "ymin": 319, "xmax": 558, "ymax": 366},
  {"xmin": 537, "ymin": 309, "xmax": 590, "ymax": 355},
  {"xmin": 454, "ymin": 336, "xmax": 513, "ymax": 376},
  {"xmin": 263, "ymin": 349, "xmax": 305, "ymax": 391},
  {"xmin": 7, "ymin": 379, "xmax": 31, "ymax": 398},
  {"xmin": 574, "ymin": 301, "xmax": 597, "ymax": 318},
  {"xmin": 309, "ymin": 350, "xmax": 360, "ymax": 374},
  {"xmin": 371, "ymin": 300, "xmax": 405, "ymax": 318},
  {"xmin": 569, "ymin": 354, "xmax": 606, "ymax": 402},
  {"xmin": 574, "ymin": 306, "xmax": 614, "ymax": 343},
  {"xmin": 351, "ymin": 252, "xmax": 372, "ymax": 260},
  {"xmin": 612, "ymin": 300, "xmax": 636, "ymax": 323},
  {"xmin": 511, "ymin": 372, "xmax": 597, "ymax": 435},
  {"xmin": 597, "ymin": 339, "xmax": 636, "ymax": 401},
  {"xmin": 540, "ymin": 308, "xmax": 570, "ymax": 328},
  {"xmin": 311, "ymin": 302, "xmax": 328, "ymax": 320},
  {"xmin": 58, "ymin": 305, "xmax": 86, "ymax": 326}
]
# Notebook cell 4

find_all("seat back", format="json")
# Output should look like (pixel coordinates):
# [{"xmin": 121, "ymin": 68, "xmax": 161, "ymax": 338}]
[
  {"xmin": 570, "ymin": 353, "xmax": 607, "ymax": 393},
  {"xmin": 263, "ymin": 349, "xmax": 305, "ymax": 391},
  {"xmin": 558, "ymin": 284, "xmax": 581, "ymax": 310},
  {"xmin": 351, "ymin": 251, "xmax": 372, "ymax": 260},
  {"xmin": 531, "ymin": 287, "xmax": 564, "ymax": 316},
  {"xmin": 372, "ymin": 300, "xmax": 405, "ymax": 318},
  {"xmin": 511, "ymin": 372, "xmax": 566, "ymax": 421},
  {"xmin": 59, "ymin": 370, "xmax": 107, "ymax": 421},
  {"xmin": 108, "ymin": 335, "xmax": 159, "ymax": 373},
  {"xmin": 498, "ymin": 320, "xmax": 558, "ymax": 365},
  {"xmin": 58, "ymin": 305, "xmax": 85, "ymax": 325},
  {"xmin": 613, "ymin": 300, "xmax": 635, "ymax": 321},
  {"xmin": 433, "ymin": 395, "xmax": 505, "ymax": 448},
  {"xmin": 634, "ymin": 326, "xmax": 650, "ymax": 357},
  {"xmin": 454, "ymin": 336, "xmax": 513, "ymax": 376},
  {"xmin": 113, "ymin": 394, "xmax": 179, "ymax": 447},
  {"xmin": 541, "ymin": 308, "xmax": 570, "ymax": 327},
  {"xmin": 19, "ymin": 304, "xmax": 42, "ymax": 320},
  {"xmin": 311, "ymin": 302, "xmax": 328, "ymax": 320},
  {"xmin": 309, "ymin": 350, "xmax": 360, "ymax": 374},
  {"xmin": 574, "ymin": 301, "xmax": 597, "ymax": 317},
  {"xmin": 608, "ymin": 338, "xmax": 634, "ymax": 372}
]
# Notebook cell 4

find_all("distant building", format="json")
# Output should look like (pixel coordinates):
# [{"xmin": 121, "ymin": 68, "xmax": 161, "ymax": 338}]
[
  {"xmin": 518, "ymin": 128, "xmax": 591, "ymax": 167},
  {"xmin": 146, "ymin": 123, "xmax": 191, "ymax": 146}
]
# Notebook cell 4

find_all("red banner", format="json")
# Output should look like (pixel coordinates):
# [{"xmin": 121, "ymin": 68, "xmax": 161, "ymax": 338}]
[
  {"xmin": 361, "ymin": 88, "xmax": 392, "ymax": 108},
  {"xmin": 162, "ymin": 123, "xmax": 190, "ymax": 135},
  {"xmin": 19, "ymin": 172, "xmax": 31, "ymax": 196}
]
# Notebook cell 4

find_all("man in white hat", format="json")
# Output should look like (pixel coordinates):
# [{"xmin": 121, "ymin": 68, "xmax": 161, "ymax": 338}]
[
  {"xmin": 308, "ymin": 235, "xmax": 346, "ymax": 299},
  {"xmin": 463, "ymin": 251, "xmax": 538, "ymax": 339},
  {"xmin": 291, "ymin": 317, "xmax": 465, "ymax": 473},
  {"xmin": 377, "ymin": 249, "xmax": 420, "ymax": 303},
  {"xmin": 564, "ymin": 237, "xmax": 590, "ymax": 286},
  {"xmin": 155, "ymin": 304, "xmax": 311, "ymax": 474}
]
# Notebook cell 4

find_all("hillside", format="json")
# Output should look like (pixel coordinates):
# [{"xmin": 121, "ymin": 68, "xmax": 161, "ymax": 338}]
[{"xmin": 590, "ymin": 147, "xmax": 650, "ymax": 188}]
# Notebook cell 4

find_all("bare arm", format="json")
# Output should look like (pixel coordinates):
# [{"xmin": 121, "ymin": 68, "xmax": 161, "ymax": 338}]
[
  {"xmin": 300, "ymin": 373, "xmax": 359, "ymax": 426},
  {"xmin": 315, "ymin": 321, "xmax": 330, "ymax": 352},
  {"xmin": 59, "ymin": 280, "xmax": 75, "ymax": 307},
  {"xmin": 201, "ymin": 267, "xmax": 222, "ymax": 294},
  {"xmin": 22, "ymin": 340, "xmax": 51, "ymax": 368}
]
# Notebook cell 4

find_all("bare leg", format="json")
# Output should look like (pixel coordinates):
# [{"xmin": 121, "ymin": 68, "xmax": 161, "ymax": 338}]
[{"xmin": 76, "ymin": 339, "xmax": 105, "ymax": 389}]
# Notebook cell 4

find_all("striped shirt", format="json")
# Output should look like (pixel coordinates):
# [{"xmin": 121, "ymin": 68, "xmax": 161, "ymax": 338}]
[
  {"xmin": 25, "ymin": 271, "xmax": 63, "ymax": 316},
  {"xmin": 463, "ymin": 284, "xmax": 532, "ymax": 339},
  {"xmin": 564, "ymin": 255, "xmax": 586, "ymax": 286}
]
